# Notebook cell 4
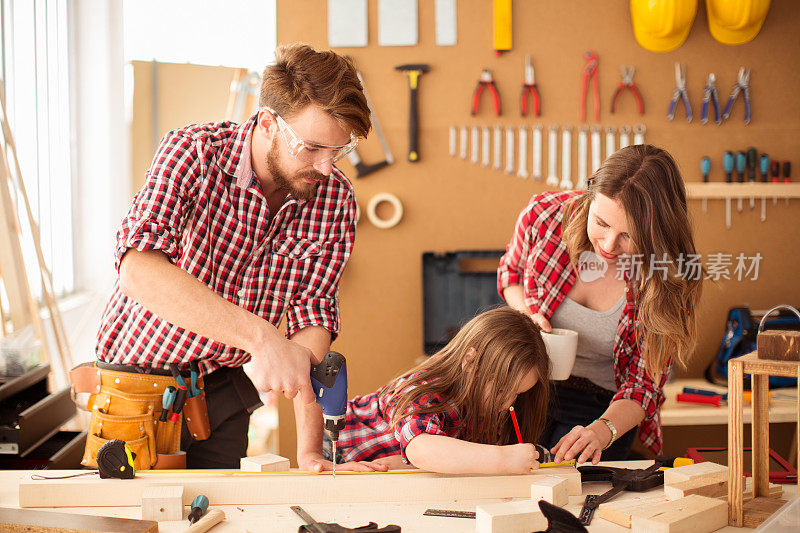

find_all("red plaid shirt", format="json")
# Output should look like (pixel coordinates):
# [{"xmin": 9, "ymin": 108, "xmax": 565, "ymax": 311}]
[
  {"xmin": 96, "ymin": 115, "xmax": 356, "ymax": 375},
  {"xmin": 497, "ymin": 191, "xmax": 668, "ymax": 454},
  {"xmin": 337, "ymin": 373, "xmax": 466, "ymax": 464}
]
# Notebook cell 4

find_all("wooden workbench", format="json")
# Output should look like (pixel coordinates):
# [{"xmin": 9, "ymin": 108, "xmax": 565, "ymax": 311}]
[{"xmin": 0, "ymin": 461, "xmax": 792, "ymax": 532}]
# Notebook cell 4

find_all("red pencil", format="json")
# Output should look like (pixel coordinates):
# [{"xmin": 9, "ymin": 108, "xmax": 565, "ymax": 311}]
[{"xmin": 509, "ymin": 406, "xmax": 523, "ymax": 444}]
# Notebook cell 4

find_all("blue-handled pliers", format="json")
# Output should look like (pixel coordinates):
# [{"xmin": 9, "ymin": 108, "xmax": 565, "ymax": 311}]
[
  {"xmin": 667, "ymin": 63, "xmax": 692, "ymax": 123},
  {"xmin": 701, "ymin": 73, "xmax": 721, "ymax": 125},
  {"xmin": 723, "ymin": 67, "xmax": 751, "ymax": 125}
]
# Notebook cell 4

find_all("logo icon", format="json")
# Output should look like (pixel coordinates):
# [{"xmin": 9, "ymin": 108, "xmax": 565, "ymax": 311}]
[{"xmin": 577, "ymin": 251, "xmax": 608, "ymax": 282}]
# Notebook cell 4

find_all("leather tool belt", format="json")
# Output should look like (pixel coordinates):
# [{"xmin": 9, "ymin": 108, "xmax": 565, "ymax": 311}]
[{"xmin": 69, "ymin": 361, "xmax": 211, "ymax": 470}]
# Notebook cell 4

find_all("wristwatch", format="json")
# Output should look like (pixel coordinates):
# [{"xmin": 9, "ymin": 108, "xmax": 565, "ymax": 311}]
[{"xmin": 597, "ymin": 417, "xmax": 617, "ymax": 450}]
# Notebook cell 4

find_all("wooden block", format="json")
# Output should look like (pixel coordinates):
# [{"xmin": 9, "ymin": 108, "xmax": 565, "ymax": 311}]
[
  {"xmin": 530, "ymin": 467, "xmax": 581, "ymax": 496},
  {"xmin": 757, "ymin": 330, "xmax": 800, "ymax": 361},
  {"xmin": 662, "ymin": 461, "xmax": 728, "ymax": 485},
  {"xmin": 630, "ymin": 494, "xmax": 727, "ymax": 533},
  {"xmin": 239, "ymin": 453, "xmax": 290, "ymax": 472},
  {"xmin": 741, "ymin": 496, "xmax": 788, "ymax": 528},
  {"xmin": 664, "ymin": 476, "xmax": 731, "ymax": 500},
  {"xmin": 475, "ymin": 500, "xmax": 548, "ymax": 533},
  {"xmin": 20, "ymin": 470, "xmax": 555, "ymax": 507},
  {"xmin": 141, "ymin": 484, "xmax": 184, "ymax": 521},
  {"xmin": 597, "ymin": 496, "xmax": 669, "ymax": 528},
  {"xmin": 530, "ymin": 475, "xmax": 568, "ymax": 507},
  {"xmin": 0, "ymin": 507, "xmax": 157, "ymax": 533}
]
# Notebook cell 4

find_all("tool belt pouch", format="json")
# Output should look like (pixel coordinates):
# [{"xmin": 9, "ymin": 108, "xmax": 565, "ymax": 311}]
[
  {"xmin": 81, "ymin": 368, "xmax": 179, "ymax": 471},
  {"xmin": 183, "ymin": 390, "xmax": 211, "ymax": 441}
]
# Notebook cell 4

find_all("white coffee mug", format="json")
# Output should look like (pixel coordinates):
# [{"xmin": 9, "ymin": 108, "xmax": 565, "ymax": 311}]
[{"xmin": 540, "ymin": 328, "xmax": 578, "ymax": 381}]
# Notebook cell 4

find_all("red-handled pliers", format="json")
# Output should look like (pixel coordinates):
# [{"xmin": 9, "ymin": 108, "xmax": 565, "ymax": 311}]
[
  {"xmin": 580, "ymin": 51, "xmax": 599, "ymax": 122},
  {"xmin": 611, "ymin": 65, "xmax": 644, "ymax": 115},
  {"xmin": 471, "ymin": 69, "xmax": 501, "ymax": 116},
  {"xmin": 520, "ymin": 55, "xmax": 540, "ymax": 117}
]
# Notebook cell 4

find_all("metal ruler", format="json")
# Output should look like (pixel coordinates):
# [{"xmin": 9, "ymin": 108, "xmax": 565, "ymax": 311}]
[{"xmin": 423, "ymin": 509, "xmax": 476, "ymax": 519}]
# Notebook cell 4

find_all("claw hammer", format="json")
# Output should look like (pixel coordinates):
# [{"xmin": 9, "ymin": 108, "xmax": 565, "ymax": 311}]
[{"xmin": 395, "ymin": 64, "xmax": 430, "ymax": 162}]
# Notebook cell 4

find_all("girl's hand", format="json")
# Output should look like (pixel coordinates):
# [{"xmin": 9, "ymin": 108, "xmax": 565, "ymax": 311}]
[
  {"xmin": 551, "ymin": 423, "xmax": 610, "ymax": 465},
  {"xmin": 530, "ymin": 313, "xmax": 552, "ymax": 333},
  {"xmin": 502, "ymin": 443, "xmax": 540, "ymax": 473},
  {"xmin": 299, "ymin": 453, "xmax": 390, "ymax": 473}
]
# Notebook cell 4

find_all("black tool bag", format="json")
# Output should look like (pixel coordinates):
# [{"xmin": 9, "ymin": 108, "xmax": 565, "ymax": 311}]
[{"xmin": 705, "ymin": 306, "xmax": 799, "ymax": 388}]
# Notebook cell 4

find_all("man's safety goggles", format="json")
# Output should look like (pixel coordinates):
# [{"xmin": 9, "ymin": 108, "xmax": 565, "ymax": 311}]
[{"xmin": 263, "ymin": 106, "xmax": 358, "ymax": 165}]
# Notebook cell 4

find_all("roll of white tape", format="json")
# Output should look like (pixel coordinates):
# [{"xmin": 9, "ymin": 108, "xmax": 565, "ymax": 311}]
[{"xmin": 366, "ymin": 193, "xmax": 403, "ymax": 229}]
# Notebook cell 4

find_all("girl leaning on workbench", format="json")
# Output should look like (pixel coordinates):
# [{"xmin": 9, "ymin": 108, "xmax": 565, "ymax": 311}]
[
  {"xmin": 323, "ymin": 306, "xmax": 552, "ymax": 473},
  {"xmin": 498, "ymin": 144, "xmax": 703, "ymax": 465}
]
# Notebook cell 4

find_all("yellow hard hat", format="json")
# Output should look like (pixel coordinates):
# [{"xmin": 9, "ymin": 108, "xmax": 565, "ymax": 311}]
[
  {"xmin": 630, "ymin": 0, "xmax": 699, "ymax": 53},
  {"xmin": 706, "ymin": 0, "xmax": 771, "ymax": 45}
]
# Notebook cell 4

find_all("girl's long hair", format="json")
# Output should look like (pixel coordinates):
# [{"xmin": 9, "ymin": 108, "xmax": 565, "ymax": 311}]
[
  {"xmin": 383, "ymin": 307, "xmax": 550, "ymax": 446},
  {"xmin": 561, "ymin": 144, "xmax": 703, "ymax": 378}
]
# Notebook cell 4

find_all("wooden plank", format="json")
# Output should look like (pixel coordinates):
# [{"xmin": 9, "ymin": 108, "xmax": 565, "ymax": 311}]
[
  {"xmin": 757, "ymin": 330, "xmax": 800, "ymax": 361},
  {"xmin": 728, "ymin": 358, "xmax": 744, "ymax": 526},
  {"xmin": 751, "ymin": 374, "xmax": 771, "ymax": 497},
  {"xmin": 664, "ymin": 477, "xmax": 728, "ymax": 500},
  {"xmin": 140, "ymin": 484, "xmax": 184, "ymax": 521},
  {"xmin": 0, "ymin": 507, "xmax": 157, "ymax": 533},
  {"xmin": 530, "ymin": 475, "xmax": 567, "ymax": 507},
  {"xmin": 630, "ymin": 494, "xmax": 727, "ymax": 533},
  {"xmin": 19, "ymin": 468, "xmax": 580, "ymax": 508},
  {"xmin": 742, "ymin": 496, "xmax": 788, "ymax": 529},
  {"xmin": 475, "ymin": 500, "xmax": 547, "ymax": 533},
  {"xmin": 662, "ymin": 462, "xmax": 727, "ymax": 485},
  {"xmin": 597, "ymin": 496, "xmax": 668, "ymax": 528},
  {"xmin": 240, "ymin": 453, "xmax": 290, "ymax": 472}
]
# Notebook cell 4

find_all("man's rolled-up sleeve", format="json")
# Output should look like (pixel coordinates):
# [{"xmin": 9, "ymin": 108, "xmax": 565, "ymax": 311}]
[{"xmin": 114, "ymin": 131, "xmax": 200, "ymax": 271}]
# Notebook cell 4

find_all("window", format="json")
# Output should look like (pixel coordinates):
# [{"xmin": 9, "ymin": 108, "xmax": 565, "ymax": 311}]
[
  {"xmin": 123, "ymin": 0, "xmax": 276, "ymax": 69},
  {"xmin": 0, "ymin": 0, "xmax": 73, "ymax": 297}
]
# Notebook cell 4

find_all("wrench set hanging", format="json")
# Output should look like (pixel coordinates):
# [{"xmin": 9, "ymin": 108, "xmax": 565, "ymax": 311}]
[{"xmin": 449, "ymin": 122, "xmax": 647, "ymax": 187}]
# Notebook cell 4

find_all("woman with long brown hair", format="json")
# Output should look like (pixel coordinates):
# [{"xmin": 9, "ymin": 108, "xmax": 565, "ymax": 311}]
[
  {"xmin": 498, "ymin": 145, "xmax": 702, "ymax": 464},
  {"xmin": 327, "ymin": 307, "xmax": 551, "ymax": 473}
]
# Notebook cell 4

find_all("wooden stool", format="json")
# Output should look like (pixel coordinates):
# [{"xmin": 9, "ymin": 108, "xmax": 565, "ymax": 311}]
[{"xmin": 728, "ymin": 352, "xmax": 799, "ymax": 527}]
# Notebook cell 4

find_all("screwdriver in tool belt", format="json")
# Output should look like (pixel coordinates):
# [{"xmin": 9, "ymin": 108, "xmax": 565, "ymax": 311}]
[
  {"xmin": 170, "ymin": 387, "xmax": 188, "ymax": 422},
  {"xmin": 158, "ymin": 386, "xmax": 177, "ymax": 422}
]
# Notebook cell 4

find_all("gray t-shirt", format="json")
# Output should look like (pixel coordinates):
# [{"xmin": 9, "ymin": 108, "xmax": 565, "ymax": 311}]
[{"xmin": 549, "ymin": 295, "xmax": 625, "ymax": 392}]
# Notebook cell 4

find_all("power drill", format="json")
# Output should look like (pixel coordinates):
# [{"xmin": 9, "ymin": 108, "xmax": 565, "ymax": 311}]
[{"xmin": 310, "ymin": 351, "xmax": 348, "ymax": 475}]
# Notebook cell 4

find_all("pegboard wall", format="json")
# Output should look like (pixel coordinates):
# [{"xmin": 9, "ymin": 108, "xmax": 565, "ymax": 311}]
[{"xmin": 131, "ymin": 1, "xmax": 800, "ymax": 461}]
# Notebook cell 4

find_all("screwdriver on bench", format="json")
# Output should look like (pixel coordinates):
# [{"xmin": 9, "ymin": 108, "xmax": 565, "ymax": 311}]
[{"xmin": 188, "ymin": 494, "xmax": 209, "ymax": 524}]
